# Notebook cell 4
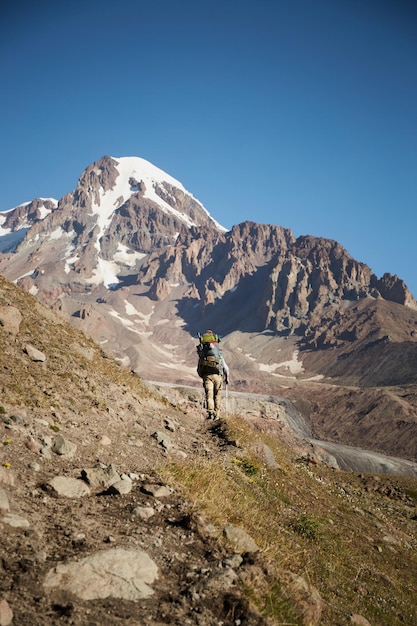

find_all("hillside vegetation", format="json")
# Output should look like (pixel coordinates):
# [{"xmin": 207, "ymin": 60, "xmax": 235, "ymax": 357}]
[{"xmin": 0, "ymin": 274, "xmax": 416, "ymax": 626}]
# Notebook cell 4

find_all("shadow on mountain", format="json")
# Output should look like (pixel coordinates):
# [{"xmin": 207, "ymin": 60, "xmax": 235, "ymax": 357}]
[
  {"xmin": 177, "ymin": 266, "xmax": 272, "ymax": 336},
  {"xmin": 334, "ymin": 341, "xmax": 417, "ymax": 387},
  {"xmin": 114, "ymin": 273, "xmax": 142, "ymax": 289}
]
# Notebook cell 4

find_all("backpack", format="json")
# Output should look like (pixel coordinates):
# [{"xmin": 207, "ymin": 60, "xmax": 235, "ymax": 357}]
[
  {"xmin": 199, "ymin": 331, "xmax": 220, "ymax": 345},
  {"xmin": 197, "ymin": 332, "xmax": 223, "ymax": 376}
]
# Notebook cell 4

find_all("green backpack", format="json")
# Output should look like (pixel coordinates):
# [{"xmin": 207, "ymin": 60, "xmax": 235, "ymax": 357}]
[{"xmin": 197, "ymin": 332, "xmax": 222, "ymax": 376}]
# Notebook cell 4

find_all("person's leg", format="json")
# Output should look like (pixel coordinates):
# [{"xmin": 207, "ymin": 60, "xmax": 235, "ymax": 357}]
[
  {"xmin": 203, "ymin": 377, "xmax": 215, "ymax": 415},
  {"xmin": 213, "ymin": 375, "xmax": 223, "ymax": 416}
]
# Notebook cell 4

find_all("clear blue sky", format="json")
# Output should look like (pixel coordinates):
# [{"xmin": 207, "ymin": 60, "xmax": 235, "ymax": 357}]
[{"xmin": 1, "ymin": 0, "xmax": 416, "ymax": 295}]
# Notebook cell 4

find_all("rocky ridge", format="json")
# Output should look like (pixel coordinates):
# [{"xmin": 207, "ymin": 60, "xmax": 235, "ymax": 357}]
[{"xmin": 0, "ymin": 156, "xmax": 415, "ymax": 365}]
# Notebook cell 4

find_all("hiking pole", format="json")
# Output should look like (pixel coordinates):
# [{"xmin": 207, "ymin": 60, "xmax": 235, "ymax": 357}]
[{"xmin": 225, "ymin": 382, "xmax": 228, "ymax": 417}]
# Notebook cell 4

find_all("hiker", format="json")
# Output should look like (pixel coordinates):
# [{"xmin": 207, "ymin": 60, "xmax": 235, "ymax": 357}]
[{"xmin": 197, "ymin": 330, "xmax": 229, "ymax": 420}]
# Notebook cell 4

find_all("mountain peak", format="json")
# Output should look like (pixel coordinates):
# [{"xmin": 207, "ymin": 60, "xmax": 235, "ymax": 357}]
[{"xmin": 77, "ymin": 155, "xmax": 227, "ymax": 232}]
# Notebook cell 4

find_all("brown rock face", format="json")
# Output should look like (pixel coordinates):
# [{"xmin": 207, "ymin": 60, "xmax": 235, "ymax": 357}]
[
  {"xmin": 259, "ymin": 236, "xmax": 378, "ymax": 334},
  {"xmin": 139, "ymin": 223, "xmax": 416, "ymax": 337},
  {"xmin": 149, "ymin": 277, "xmax": 171, "ymax": 301},
  {"xmin": 373, "ymin": 272, "xmax": 417, "ymax": 310}
]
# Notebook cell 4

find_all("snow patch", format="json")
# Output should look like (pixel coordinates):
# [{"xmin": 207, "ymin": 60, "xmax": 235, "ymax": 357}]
[
  {"xmin": 114, "ymin": 244, "xmax": 146, "ymax": 267},
  {"xmin": 64, "ymin": 255, "xmax": 80, "ymax": 274},
  {"xmin": 155, "ymin": 319, "xmax": 170, "ymax": 325},
  {"xmin": 134, "ymin": 308, "xmax": 154, "ymax": 325},
  {"xmin": 38, "ymin": 205, "xmax": 52, "ymax": 219},
  {"xmin": 259, "ymin": 350, "xmax": 305, "ymax": 375},
  {"xmin": 49, "ymin": 227, "xmax": 65, "ymax": 241},
  {"xmin": 124, "ymin": 300, "xmax": 141, "ymax": 316},
  {"xmin": 109, "ymin": 306, "xmax": 154, "ymax": 336},
  {"xmin": 152, "ymin": 344, "xmax": 177, "ymax": 359},
  {"xmin": 109, "ymin": 310, "xmax": 135, "ymax": 327},
  {"xmin": 15, "ymin": 269, "xmax": 37, "ymax": 282},
  {"xmin": 86, "ymin": 257, "xmax": 120, "ymax": 288},
  {"xmin": 124, "ymin": 301, "xmax": 154, "ymax": 323},
  {"xmin": 134, "ymin": 330, "xmax": 153, "ymax": 338},
  {"xmin": 112, "ymin": 156, "xmax": 227, "ymax": 232}
]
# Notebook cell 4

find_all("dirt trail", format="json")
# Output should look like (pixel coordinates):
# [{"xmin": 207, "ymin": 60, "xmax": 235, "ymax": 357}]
[{"xmin": 151, "ymin": 382, "xmax": 417, "ymax": 478}]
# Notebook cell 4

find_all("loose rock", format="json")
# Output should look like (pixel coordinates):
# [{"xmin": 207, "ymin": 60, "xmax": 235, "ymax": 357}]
[
  {"xmin": 152, "ymin": 431, "xmax": 174, "ymax": 451},
  {"xmin": 223, "ymin": 525, "xmax": 259, "ymax": 554},
  {"xmin": 286, "ymin": 572, "xmax": 323, "ymax": 626},
  {"xmin": 24, "ymin": 344, "xmax": 46, "ymax": 362},
  {"xmin": 1, "ymin": 513, "xmax": 30, "ymax": 529},
  {"xmin": 0, "ymin": 304, "xmax": 22, "ymax": 336},
  {"xmin": 133, "ymin": 506, "xmax": 156, "ymax": 520},
  {"xmin": 52, "ymin": 434, "xmax": 77, "ymax": 457},
  {"xmin": 46, "ymin": 476, "xmax": 91, "ymax": 499},
  {"xmin": 107, "ymin": 478, "xmax": 132, "ymax": 495},
  {"xmin": 81, "ymin": 464, "xmax": 120, "ymax": 488},
  {"xmin": 43, "ymin": 548, "xmax": 159, "ymax": 600},
  {"xmin": 141, "ymin": 483, "xmax": 172, "ymax": 498},
  {"xmin": 164, "ymin": 418, "xmax": 176, "ymax": 432},
  {"xmin": 0, "ymin": 598, "xmax": 13, "ymax": 626}
]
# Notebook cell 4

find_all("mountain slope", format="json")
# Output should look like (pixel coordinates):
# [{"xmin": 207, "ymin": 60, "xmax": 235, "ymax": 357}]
[{"xmin": 0, "ymin": 273, "xmax": 417, "ymax": 626}]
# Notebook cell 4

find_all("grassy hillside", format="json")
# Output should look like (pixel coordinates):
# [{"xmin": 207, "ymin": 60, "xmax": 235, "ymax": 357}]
[{"xmin": 0, "ymin": 273, "xmax": 416, "ymax": 625}]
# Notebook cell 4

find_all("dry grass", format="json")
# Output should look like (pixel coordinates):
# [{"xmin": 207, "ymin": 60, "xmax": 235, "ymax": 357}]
[
  {"xmin": 0, "ymin": 274, "xmax": 154, "ymax": 417},
  {"xmin": 162, "ymin": 416, "xmax": 417, "ymax": 625}
]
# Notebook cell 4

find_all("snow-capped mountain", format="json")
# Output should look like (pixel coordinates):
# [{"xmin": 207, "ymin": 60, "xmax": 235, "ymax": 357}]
[
  {"xmin": 3, "ymin": 154, "xmax": 417, "ymax": 461},
  {"xmin": 0, "ymin": 156, "xmax": 224, "ymax": 288},
  {"xmin": 0, "ymin": 154, "xmax": 417, "ymax": 394}
]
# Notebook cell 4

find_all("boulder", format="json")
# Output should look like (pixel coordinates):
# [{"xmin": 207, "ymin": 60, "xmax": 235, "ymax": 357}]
[
  {"xmin": 0, "ymin": 599, "xmax": 13, "ymax": 626},
  {"xmin": 81, "ymin": 464, "xmax": 120, "ymax": 488},
  {"xmin": 52, "ymin": 435, "xmax": 77, "ymax": 457},
  {"xmin": 24, "ymin": 344, "xmax": 46, "ymax": 362},
  {"xmin": 46, "ymin": 476, "xmax": 91, "ymax": 499},
  {"xmin": 223, "ymin": 525, "xmax": 259, "ymax": 554},
  {"xmin": 1, "ymin": 513, "xmax": 30, "ymax": 529},
  {"xmin": 0, "ymin": 305, "xmax": 22, "ymax": 336},
  {"xmin": 43, "ymin": 548, "xmax": 159, "ymax": 600}
]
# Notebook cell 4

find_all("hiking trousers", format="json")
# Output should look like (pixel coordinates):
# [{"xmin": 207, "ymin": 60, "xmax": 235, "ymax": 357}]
[{"xmin": 203, "ymin": 374, "xmax": 223, "ymax": 414}]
